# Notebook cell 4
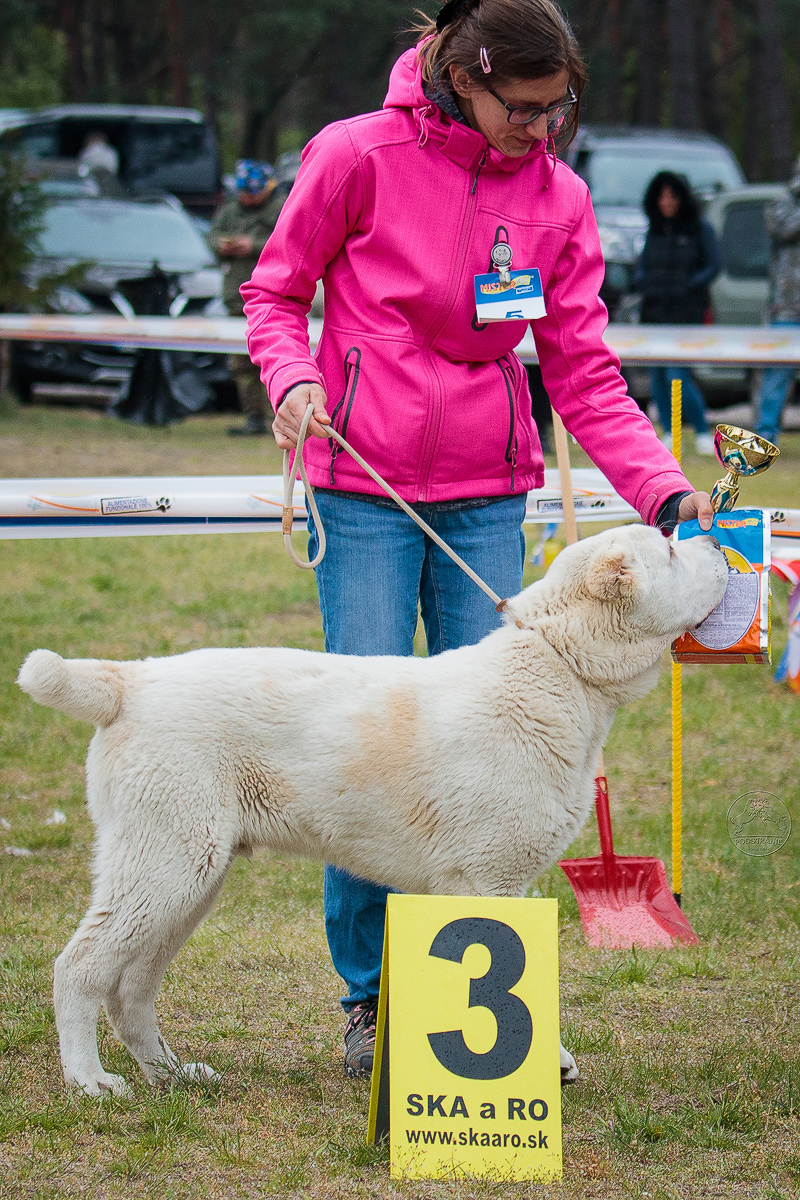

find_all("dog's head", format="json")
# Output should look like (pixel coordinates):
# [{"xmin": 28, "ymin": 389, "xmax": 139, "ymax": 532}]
[{"xmin": 504, "ymin": 524, "xmax": 728, "ymax": 691}]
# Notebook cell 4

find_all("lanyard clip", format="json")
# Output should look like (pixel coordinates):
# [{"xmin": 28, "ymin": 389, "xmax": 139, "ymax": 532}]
[{"xmin": 491, "ymin": 240, "xmax": 513, "ymax": 285}]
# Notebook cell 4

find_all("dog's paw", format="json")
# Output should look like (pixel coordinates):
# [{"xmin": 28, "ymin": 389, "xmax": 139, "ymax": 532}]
[
  {"xmin": 560, "ymin": 1045, "xmax": 579, "ymax": 1085},
  {"xmin": 174, "ymin": 1062, "xmax": 220, "ymax": 1086},
  {"xmin": 70, "ymin": 1071, "xmax": 130, "ymax": 1098}
]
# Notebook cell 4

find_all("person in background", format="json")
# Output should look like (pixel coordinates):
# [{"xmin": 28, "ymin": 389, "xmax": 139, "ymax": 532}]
[
  {"xmin": 634, "ymin": 170, "xmax": 720, "ymax": 455},
  {"xmin": 78, "ymin": 131, "xmax": 119, "ymax": 175},
  {"xmin": 208, "ymin": 161, "xmax": 282, "ymax": 436},
  {"xmin": 754, "ymin": 157, "xmax": 800, "ymax": 445}
]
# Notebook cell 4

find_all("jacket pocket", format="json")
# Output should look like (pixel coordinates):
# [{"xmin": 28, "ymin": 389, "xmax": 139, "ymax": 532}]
[
  {"xmin": 328, "ymin": 346, "xmax": 361, "ymax": 485},
  {"xmin": 494, "ymin": 357, "xmax": 518, "ymax": 493}
]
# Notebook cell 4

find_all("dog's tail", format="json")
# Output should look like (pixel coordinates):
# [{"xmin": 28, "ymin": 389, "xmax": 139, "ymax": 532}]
[{"xmin": 18, "ymin": 650, "xmax": 125, "ymax": 726}]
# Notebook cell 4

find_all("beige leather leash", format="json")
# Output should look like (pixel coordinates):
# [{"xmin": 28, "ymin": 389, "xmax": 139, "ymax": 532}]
[{"xmin": 282, "ymin": 402, "xmax": 506, "ymax": 610}]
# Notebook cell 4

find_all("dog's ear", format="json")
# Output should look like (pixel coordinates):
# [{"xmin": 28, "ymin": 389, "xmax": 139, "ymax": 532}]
[{"xmin": 584, "ymin": 548, "xmax": 638, "ymax": 604}]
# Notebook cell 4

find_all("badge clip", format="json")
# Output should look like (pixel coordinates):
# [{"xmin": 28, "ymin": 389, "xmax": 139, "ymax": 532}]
[{"xmin": 491, "ymin": 241, "xmax": 513, "ymax": 286}]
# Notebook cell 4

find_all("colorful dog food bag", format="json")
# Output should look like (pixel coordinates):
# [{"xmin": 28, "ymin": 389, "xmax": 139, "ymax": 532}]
[{"xmin": 672, "ymin": 509, "xmax": 771, "ymax": 665}]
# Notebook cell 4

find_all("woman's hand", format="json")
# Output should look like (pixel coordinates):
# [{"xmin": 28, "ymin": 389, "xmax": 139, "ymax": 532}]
[
  {"xmin": 273, "ymin": 383, "xmax": 331, "ymax": 450},
  {"xmin": 678, "ymin": 491, "xmax": 714, "ymax": 531}
]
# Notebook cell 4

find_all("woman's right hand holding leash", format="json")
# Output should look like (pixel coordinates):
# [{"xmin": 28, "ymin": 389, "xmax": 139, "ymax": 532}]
[{"xmin": 273, "ymin": 383, "xmax": 330, "ymax": 449}]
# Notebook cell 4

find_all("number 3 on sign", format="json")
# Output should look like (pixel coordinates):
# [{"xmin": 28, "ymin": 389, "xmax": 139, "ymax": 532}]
[{"xmin": 367, "ymin": 895, "xmax": 562, "ymax": 1181}]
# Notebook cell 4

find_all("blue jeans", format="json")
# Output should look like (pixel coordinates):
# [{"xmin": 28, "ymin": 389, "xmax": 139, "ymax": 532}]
[
  {"xmin": 307, "ymin": 489, "xmax": 527, "ymax": 1010},
  {"xmin": 649, "ymin": 366, "xmax": 709, "ymax": 436},
  {"xmin": 755, "ymin": 322, "xmax": 799, "ymax": 444}
]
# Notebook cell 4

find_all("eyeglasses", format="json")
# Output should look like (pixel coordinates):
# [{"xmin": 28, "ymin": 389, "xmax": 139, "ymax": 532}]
[{"xmin": 487, "ymin": 84, "xmax": 577, "ymax": 131}]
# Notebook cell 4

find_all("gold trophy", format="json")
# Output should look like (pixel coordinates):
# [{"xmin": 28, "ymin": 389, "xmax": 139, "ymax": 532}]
[{"xmin": 710, "ymin": 425, "xmax": 780, "ymax": 513}]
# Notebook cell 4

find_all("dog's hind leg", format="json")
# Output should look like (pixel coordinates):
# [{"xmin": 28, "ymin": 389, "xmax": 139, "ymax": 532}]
[
  {"xmin": 55, "ymin": 828, "xmax": 232, "ymax": 1096},
  {"xmin": 103, "ymin": 869, "xmax": 229, "ymax": 1087},
  {"xmin": 54, "ymin": 906, "xmax": 133, "ymax": 1097}
]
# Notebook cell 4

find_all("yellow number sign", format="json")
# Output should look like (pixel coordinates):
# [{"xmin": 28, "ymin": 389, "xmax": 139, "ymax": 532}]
[{"xmin": 367, "ymin": 895, "xmax": 562, "ymax": 1181}]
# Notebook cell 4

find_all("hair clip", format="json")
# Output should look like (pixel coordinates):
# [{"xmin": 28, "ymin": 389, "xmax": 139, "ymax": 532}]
[{"xmin": 479, "ymin": 46, "xmax": 491, "ymax": 73}]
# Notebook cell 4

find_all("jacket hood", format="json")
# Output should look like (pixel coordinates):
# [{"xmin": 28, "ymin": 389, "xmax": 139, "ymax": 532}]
[{"xmin": 383, "ymin": 46, "xmax": 549, "ymax": 177}]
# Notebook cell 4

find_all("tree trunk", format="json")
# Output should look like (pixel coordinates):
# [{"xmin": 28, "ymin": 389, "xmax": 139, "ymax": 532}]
[
  {"xmin": 242, "ymin": 108, "xmax": 265, "ymax": 159},
  {"xmin": 696, "ymin": 3, "xmax": 723, "ymax": 137},
  {"xmin": 605, "ymin": 0, "xmax": 623, "ymax": 123},
  {"xmin": 755, "ymin": 0, "xmax": 793, "ymax": 181},
  {"xmin": 742, "ymin": 30, "xmax": 764, "ymax": 181},
  {"xmin": 59, "ymin": 0, "xmax": 87, "ymax": 100},
  {"xmin": 164, "ymin": 0, "xmax": 190, "ymax": 107},
  {"xmin": 202, "ymin": 19, "xmax": 218, "ymax": 127},
  {"xmin": 88, "ymin": 0, "xmax": 107, "ymax": 97},
  {"xmin": 667, "ymin": 0, "xmax": 699, "ymax": 129},
  {"xmin": 714, "ymin": 0, "xmax": 736, "ymax": 146},
  {"xmin": 634, "ymin": 0, "xmax": 661, "ymax": 125},
  {"xmin": 109, "ymin": 15, "xmax": 139, "ymax": 104}
]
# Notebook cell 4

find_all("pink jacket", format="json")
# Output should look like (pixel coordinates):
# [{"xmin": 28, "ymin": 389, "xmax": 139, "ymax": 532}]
[{"xmin": 242, "ymin": 49, "xmax": 692, "ymax": 519}]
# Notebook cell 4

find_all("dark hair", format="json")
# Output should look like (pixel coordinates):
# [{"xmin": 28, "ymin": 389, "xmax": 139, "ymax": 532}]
[
  {"xmin": 414, "ymin": 0, "xmax": 587, "ymax": 146},
  {"xmin": 643, "ymin": 171, "xmax": 700, "ymax": 229}
]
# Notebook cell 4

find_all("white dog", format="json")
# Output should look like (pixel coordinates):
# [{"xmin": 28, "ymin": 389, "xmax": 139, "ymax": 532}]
[{"xmin": 18, "ymin": 524, "xmax": 726, "ymax": 1098}]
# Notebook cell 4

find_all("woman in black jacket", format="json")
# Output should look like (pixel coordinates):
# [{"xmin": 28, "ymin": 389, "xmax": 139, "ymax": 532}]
[{"xmin": 634, "ymin": 171, "xmax": 721, "ymax": 455}]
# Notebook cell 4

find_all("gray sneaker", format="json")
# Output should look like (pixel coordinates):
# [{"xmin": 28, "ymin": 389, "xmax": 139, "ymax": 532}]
[{"xmin": 343, "ymin": 1000, "xmax": 377, "ymax": 1078}]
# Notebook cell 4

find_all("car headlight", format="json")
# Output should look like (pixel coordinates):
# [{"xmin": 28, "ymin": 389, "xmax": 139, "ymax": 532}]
[{"xmin": 48, "ymin": 286, "xmax": 95, "ymax": 315}]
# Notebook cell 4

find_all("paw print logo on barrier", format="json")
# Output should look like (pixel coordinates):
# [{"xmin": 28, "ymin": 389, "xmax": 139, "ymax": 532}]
[{"xmin": 155, "ymin": 497, "xmax": 171, "ymax": 513}]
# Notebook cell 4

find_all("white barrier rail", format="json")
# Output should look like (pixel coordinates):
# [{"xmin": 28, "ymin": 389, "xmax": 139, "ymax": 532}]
[
  {"xmin": 3, "ymin": 314, "xmax": 800, "ymax": 365},
  {"xmin": 0, "ymin": 469, "xmax": 640, "ymax": 539}
]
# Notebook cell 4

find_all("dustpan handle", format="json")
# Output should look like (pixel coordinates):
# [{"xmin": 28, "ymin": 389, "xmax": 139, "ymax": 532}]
[{"xmin": 595, "ymin": 775, "xmax": 616, "ymax": 881}]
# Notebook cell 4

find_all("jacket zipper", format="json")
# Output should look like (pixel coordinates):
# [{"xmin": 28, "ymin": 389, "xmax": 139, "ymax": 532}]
[
  {"xmin": 471, "ymin": 151, "xmax": 487, "ymax": 195},
  {"xmin": 496, "ymin": 358, "xmax": 518, "ymax": 492},
  {"xmin": 329, "ymin": 346, "xmax": 361, "ymax": 484}
]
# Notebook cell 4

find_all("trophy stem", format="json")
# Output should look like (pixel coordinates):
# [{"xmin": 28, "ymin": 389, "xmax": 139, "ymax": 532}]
[{"xmin": 710, "ymin": 472, "xmax": 740, "ymax": 514}]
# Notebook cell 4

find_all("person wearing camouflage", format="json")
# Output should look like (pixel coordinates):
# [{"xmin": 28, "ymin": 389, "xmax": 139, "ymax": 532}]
[
  {"xmin": 755, "ymin": 159, "xmax": 800, "ymax": 445},
  {"xmin": 208, "ymin": 161, "xmax": 284, "ymax": 435}
]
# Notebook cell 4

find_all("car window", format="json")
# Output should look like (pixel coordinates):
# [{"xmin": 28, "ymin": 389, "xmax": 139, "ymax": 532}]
[
  {"xmin": 37, "ymin": 201, "xmax": 214, "ymax": 268},
  {"xmin": 126, "ymin": 122, "xmax": 218, "ymax": 193},
  {"xmin": 721, "ymin": 201, "xmax": 771, "ymax": 280},
  {"xmin": 577, "ymin": 146, "xmax": 744, "ymax": 206},
  {"xmin": 4, "ymin": 122, "xmax": 60, "ymax": 158}
]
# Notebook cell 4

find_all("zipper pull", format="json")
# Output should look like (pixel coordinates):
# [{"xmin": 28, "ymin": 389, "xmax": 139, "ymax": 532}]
[
  {"xmin": 471, "ymin": 152, "xmax": 487, "ymax": 195},
  {"xmin": 510, "ymin": 441, "xmax": 517, "ymax": 493}
]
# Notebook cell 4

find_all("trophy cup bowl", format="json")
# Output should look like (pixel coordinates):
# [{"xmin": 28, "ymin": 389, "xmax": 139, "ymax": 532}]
[{"xmin": 710, "ymin": 425, "xmax": 780, "ymax": 513}]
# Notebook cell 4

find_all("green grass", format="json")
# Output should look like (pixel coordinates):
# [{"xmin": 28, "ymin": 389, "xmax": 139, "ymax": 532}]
[{"xmin": 1, "ymin": 407, "xmax": 799, "ymax": 1199}]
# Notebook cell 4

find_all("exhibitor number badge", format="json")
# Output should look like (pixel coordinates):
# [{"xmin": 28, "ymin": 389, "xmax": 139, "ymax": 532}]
[{"xmin": 474, "ymin": 268, "xmax": 546, "ymax": 322}]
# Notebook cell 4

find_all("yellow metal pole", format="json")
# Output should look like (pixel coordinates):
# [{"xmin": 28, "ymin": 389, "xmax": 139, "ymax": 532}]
[{"xmin": 670, "ymin": 377, "xmax": 683, "ymax": 905}]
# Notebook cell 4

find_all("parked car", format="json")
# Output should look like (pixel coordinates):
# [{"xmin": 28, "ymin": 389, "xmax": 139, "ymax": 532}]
[
  {"xmin": 564, "ymin": 126, "xmax": 746, "ymax": 313},
  {"xmin": 11, "ymin": 193, "xmax": 232, "ymax": 417},
  {"xmin": 705, "ymin": 183, "xmax": 788, "ymax": 325},
  {"xmin": 0, "ymin": 105, "xmax": 222, "ymax": 216}
]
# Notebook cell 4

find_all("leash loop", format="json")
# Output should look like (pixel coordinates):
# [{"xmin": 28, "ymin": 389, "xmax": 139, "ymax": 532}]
[{"xmin": 282, "ymin": 404, "xmax": 505, "ymax": 609}]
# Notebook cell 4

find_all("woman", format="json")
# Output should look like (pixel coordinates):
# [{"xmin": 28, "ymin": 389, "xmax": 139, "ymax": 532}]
[
  {"xmin": 242, "ymin": 0, "xmax": 712, "ymax": 1078},
  {"xmin": 635, "ymin": 171, "xmax": 721, "ymax": 455}
]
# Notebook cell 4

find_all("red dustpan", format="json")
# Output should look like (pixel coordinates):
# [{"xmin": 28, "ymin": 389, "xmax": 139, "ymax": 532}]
[{"xmin": 559, "ymin": 774, "xmax": 698, "ymax": 950}]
